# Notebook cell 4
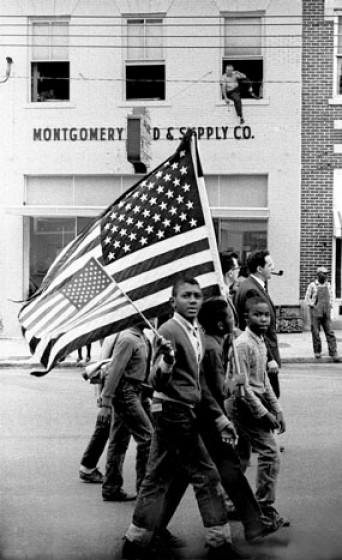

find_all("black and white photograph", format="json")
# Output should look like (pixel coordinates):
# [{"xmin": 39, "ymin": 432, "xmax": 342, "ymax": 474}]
[{"xmin": 1, "ymin": 1, "xmax": 342, "ymax": 559}]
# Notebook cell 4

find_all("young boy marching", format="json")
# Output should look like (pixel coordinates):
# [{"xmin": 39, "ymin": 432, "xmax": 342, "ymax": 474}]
[
  {"xmin": 122, "ymin": 276, "xmax": 242, "ymax": 560},
  {"xmin": 233, "ymin": 295, "xmax": 290, "ymax": 531}
]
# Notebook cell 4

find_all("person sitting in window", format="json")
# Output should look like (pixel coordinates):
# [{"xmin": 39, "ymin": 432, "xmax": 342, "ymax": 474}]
[
  {"xmin": 38, "ymin": 88, "xmax": 56, "ymax": 102},
  {"xmin": 221, "ymin": 64, "xmax": 259, "ymax": 125}
]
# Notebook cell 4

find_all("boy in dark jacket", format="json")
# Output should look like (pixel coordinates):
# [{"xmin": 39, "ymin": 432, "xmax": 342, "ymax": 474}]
[{"xmin": 123, "ymin": 277, "xmax": 240, "ymax": 560}]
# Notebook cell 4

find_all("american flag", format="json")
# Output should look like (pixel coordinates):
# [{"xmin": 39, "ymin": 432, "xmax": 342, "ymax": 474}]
[{"xmin": 19, "ymin": 129, "xmax": 223, "ymax": 375}]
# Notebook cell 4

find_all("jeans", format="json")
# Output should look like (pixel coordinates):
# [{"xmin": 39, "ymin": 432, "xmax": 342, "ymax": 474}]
[
  {"xmin": 158, "ymin": 424, "xmax": 264, "ymax": 540},
  {"xmin": 102, "ymin": 380, "xmax": 153, "ymax": 497},
  {"xmin": 310, "ymin": 309, "xmax": 337, "ymax": 356},
  {"xmin": 102, "ymin": 413, "xmax": 131, "ymax": 493},
  {"xmin": 127, "ymin": 401, "xmax": 230, "ymax": 548},
  {"xmin": 80, "ymin": 416, "xmax": 110, "ymax": 470},
  {"xmin": 233, "ymin": 401, "xmax": 281, "ymax": 526}
]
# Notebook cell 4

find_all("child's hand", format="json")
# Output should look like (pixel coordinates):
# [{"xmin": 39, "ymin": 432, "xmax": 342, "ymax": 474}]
[
  {"xmin": 221, "ymin": 423, "xmax": 238, "ymax": 446},
  {"xmin": 262, "ymin": 411, "xmax": 279, "ymax": 430},
  {"xmin": 155, "ymin": 336, "xmax": 175, "ymax": 365},
  {"xmin": 276, "ymin": 411, "xmax": 286, "ymax": 434},
  {"xmin": 267, "ymin": 360, "xmax": 279, "ymax": 374}
]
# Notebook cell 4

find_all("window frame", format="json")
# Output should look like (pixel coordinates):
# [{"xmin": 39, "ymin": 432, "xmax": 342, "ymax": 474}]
[
  {"xmin": 334, "ymin": 15, "xmax": 342, "ymax": 97},
  {"xmin": 213, "ymin": 217, "xmax": 268, "ymax": 266},
  {"xmin": 29, "ymin": 17, "xmax": 70, "ymax": 103},
  {"xmin": 221, "ymin": 12, "xmax": 265, "ymax": 99},
  {"xmin": 124, "ymin": 16, "xmax": 166, "ymax": 102}
]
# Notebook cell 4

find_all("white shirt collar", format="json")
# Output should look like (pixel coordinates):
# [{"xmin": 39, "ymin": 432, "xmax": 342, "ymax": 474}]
[{"xmin": 250, "ymin": 274, "xmax": 265, "ymax": 289}]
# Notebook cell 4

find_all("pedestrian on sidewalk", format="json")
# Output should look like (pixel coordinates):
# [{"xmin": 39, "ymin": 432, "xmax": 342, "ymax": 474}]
[
  {"xmin": 233, "ymin": 295, "xmax": 290, "ymax": 530},
  {"xmin": 77, "ymin": 343, "xmax": 92, "ymax": 364},
  {"xmin": 305, "ymin": 266, "xmax": 340, "ymax": 362}
]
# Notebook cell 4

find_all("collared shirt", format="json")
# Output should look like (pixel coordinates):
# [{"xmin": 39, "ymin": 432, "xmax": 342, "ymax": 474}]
[
  {"xmin": 235, "ymin": 327, "xmax": 282, "ymax": 418},
  {"xmin": 173, "ymin": 311, "xmax": 203, "ymax": 363},
  {"xmin": 250, "ymin": 274, "xmax": 265, "ymax": 290},
  {"xmin": 101, "ymin": 327, "xmax": 150, "ymax": 406},
  {"xmin": 152, "ymin": 312, "xmax": 203, "ymax": 408}
]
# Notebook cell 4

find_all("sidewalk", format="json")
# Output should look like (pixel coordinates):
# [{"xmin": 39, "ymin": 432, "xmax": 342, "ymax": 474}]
[{"xmin": 1, "ymin": 330, "xmax": 342, "ymax": 367}]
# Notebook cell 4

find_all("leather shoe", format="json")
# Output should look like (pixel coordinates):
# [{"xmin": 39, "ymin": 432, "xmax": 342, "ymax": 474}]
[
  {"xmin": 102, "ymin": 489, "xmax": 137, "ymax": 502},
  {"xmin": 79, "ymin": 468, "xmax": 103, "ymax": 483}
]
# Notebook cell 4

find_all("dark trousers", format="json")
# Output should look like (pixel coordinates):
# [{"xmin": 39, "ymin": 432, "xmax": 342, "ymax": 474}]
[
  {"xmin": 102, "ymin": 413, "xmax": 131, "ymax": 493},
  {"xmin": 80, "ymin": 416, "xmax": 110, "ymax": 470},
  {"xmin": 310, "ymin": 309, "xmax": 337, "ymax": 356},
  {"xmin": 102, "ymin": 381, "xmax": 153, "ymax": 497},
  {"xmin": 130, "ymin": 402, "xmax": 228, "ymax": 543},
  {"xmin": 226, "ymin": 87, "xmax": 242, "ymax": 117},
  {"xmin": 159, "ymin": 425, "xmax": 263, "ymax": 540},
  {"xmin": 267, "ymin": 370, "xmax": 280, "ymax": 399}
]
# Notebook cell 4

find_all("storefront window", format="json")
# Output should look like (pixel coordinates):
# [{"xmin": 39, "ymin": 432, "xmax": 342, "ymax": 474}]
[
  {"xmin": 29, "ymin": 217, "xmax": 92, "ymax": 295},
  {"xmin": 214, "ymin": 218, "xmax": 267, "ymax": 269}
]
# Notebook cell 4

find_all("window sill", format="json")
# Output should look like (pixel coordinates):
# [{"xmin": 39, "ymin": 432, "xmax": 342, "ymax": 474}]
[
  {"xmin": 329, "ymin": 98, "xmax": 342, "ymax": 105},
  {"xmin": 216, "ymin": 98, "xmax": 270, "ymax": 107},
  {"xmin": 24, "ymin": 102, "xmax": 76, "ymax": 109},
  {"xmin": 118, "ymin": 100, "xmax": 172, "ymax": 108}
]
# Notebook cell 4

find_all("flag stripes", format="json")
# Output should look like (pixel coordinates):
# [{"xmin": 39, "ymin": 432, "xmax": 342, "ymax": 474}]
[{"xmin": 18, "ymin": 130, "xmax": 224, "ymax": 374}]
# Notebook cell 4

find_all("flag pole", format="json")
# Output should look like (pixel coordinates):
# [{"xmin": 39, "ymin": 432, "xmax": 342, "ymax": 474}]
[
  {"xmin": 113, "ymin": 280, "xmax": 160, "ymax": 337},
  {"xmin": 189, "ymin": 130, "xmax": 225, "ymax": 295}
]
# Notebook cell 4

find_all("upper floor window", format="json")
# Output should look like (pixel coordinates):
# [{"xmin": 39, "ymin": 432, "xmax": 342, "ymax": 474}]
[
  {"xmin": 30, "ymin": 19, "xmax": 70, "ymax": 102},
  {"xmin": 222, "ymin": 14, "xmax": 264, "ymax": 98},
  {"xmin": 336, "ymin": 16, "xmax": 342, "ymax": 96},
  {"xmin": 125, "ymin": 18, "xmax": 165, "ymax": 101}
]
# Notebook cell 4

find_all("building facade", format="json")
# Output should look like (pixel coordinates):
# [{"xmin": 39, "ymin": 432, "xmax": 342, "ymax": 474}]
[
  {"xmin": 0, "ymin": 0, "xmax": 301, "ymax": 337},
  {"xmin": 302, "ymin": 0, "xmax": 342, "ymax": 322}
]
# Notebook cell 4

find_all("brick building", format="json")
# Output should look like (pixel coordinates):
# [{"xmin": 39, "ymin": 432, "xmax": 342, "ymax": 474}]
[
  {"xmin": 302, "ymin": 0, "xmax": 342, "ymax": 321},
  {"xmin": 0, "ymin": 0, "xmax": 301, "ymax": 337}
]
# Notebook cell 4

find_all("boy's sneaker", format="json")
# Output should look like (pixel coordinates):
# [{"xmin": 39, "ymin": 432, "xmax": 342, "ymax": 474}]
[
  {"xmin": 264, "ymin": 514, "xmax": 290, "ymax": 532},
  {"xmin": 273, "ymin": 515, "xmax": 290, "ymax": 528},
  {"xmin": 79, "ymin": 468, "xmax": 103, "ymax": 483}
]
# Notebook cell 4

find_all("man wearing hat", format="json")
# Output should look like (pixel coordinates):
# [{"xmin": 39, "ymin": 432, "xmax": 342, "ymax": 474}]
[{"xmin": 305, "ymin": 266, "xmax": 340, "ymax": 361}]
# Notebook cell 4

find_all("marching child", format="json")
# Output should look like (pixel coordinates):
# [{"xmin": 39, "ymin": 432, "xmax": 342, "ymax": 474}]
[{"xmin": 233, "ymin": 295, "xmax": 290, "ymax": 531}]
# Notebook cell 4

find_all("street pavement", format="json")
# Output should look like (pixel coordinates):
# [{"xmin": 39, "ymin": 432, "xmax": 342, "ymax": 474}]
[{"xmin": 1, "ymin": 362, "xmax": 342, "ymax": 560}]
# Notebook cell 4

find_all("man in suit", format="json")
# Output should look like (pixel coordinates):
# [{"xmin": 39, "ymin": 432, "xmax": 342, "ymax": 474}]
[
  {"xmin": 234, "ymin": 249, "xmax": 281, "ymax": 398},
  {"xmin": 220, "ymin": 251, "xmax": 241, "ymax": 338}
]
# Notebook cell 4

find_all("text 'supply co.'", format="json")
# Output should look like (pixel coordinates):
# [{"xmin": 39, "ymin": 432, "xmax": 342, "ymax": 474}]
[{"xmin": 32, "ymin": 125, "xmax": 254, "ymax": 142}]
